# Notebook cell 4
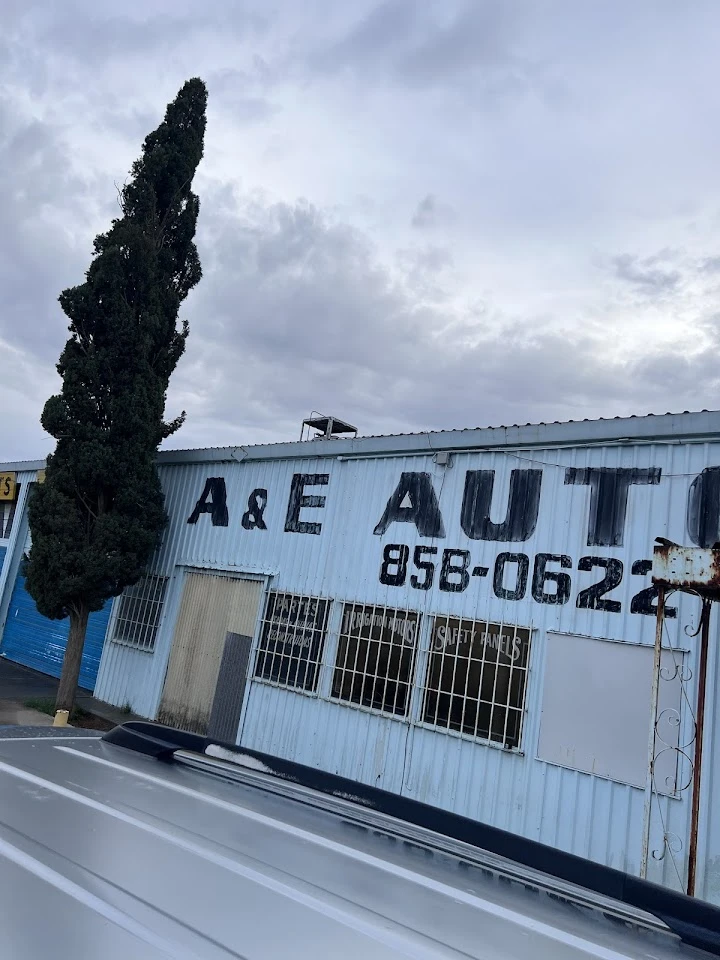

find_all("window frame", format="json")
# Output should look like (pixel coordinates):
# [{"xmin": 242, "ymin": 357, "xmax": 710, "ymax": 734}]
[
  {"xmin": 111, "ymin": 574, "xmax": 169, "ymax": 653},
  {"xmin": 330, "ymin": 601, "xmax": 421, "ymax": 719},
  {"xmin": 419, "ymin": 615, "xmax": 532, "ymax": 751},
  {"xmin": 253, "ymin": 591, "xmax": 331, "ymax": 694}
]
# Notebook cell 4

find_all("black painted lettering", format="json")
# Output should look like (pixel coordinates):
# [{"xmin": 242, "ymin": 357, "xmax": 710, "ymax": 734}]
[
  {"xmin": 532, "ymin": 553, "xmax": 571, "ymax": 604},
  {"xmin": 380, "ymin": 543, "xmax": 409, "ymax": 586},
  {"xmin": 576, "ymin": 557, "xmax": 623, "ymax": 612},
  {"xmin": 461, "ymin": 469, "xmax": 542, "ymax": 542},
  {"xmin": 242, "ymin": 488, "xmax": 268, "ymax": 530},
  {"xmin": 493, "ymin": 553, "xmax": 529, "ymax": 601},
  {"xmin": 411, "ymin": 546, "xmax": 437, "ymax": 590},
  {"xmin": 630, "ymin": 560, "xmax": 677, "ymax": 618},
  {"xmin": 284, "ymin": 474, "xmax": 329, "ymax": 535},
  {"xmin": 373, "ymin": 472, "xmax": 445, "ymax": 538},
  {"xmin": 187, "ymin": 477, "xmax": 229, "ymax": 527},
  {"xmin": 564, "ymin": 467, "xmax": 661, "ymax": 546},
  {"xmin": 687, "ymin": 467, "xmax": 720, "ymax": 547},
  {"xmin": 439, "ymin": 549, "xmax": 470, "ymax": 592}
]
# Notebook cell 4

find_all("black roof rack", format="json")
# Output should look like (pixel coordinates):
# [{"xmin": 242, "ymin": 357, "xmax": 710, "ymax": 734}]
[{"xmin": 104, "ymin": 720, "xmax": 720, "ymax": 957}]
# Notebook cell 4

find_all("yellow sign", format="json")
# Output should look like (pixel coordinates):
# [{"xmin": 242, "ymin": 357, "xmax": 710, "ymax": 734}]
[{"xmin": 0, "ymin": 473, "xmax": 17, "ymax": 501}]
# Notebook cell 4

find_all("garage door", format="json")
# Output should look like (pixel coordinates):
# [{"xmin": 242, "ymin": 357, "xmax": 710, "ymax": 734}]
[
  {"xmin": 158, "ymin": 572, "xmax": 262, "ymax": 734},
  {"xmin": 0, "ymin": 571, "xmax": 111, "ymax": 691}
]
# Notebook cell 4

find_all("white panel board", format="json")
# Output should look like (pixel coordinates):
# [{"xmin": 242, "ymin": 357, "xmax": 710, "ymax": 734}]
[{"xmin": 538, "ymin": 633, "xmax": 682, "ymax": 792}]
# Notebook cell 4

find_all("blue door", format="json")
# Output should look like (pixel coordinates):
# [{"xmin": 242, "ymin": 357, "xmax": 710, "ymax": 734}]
[{"xmin": 0, "ymin": 573, "xmax": 111, "ymax": 691}]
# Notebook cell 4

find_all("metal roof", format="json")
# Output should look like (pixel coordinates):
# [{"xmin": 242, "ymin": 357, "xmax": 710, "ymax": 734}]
[
  {"xmin": 3, "ymin": 410, "xmax": 720, "ymax": 472},
  {"xmin": 0, "ymin": 724, "xmax": 718, "ymax": 958},
  {"xmin": 154, "ymin": 408, "xmax": 720, "ymax": 465},
  {"xmin": 0, "ymin": 459, "xmax": 46, "ymax": 473}
]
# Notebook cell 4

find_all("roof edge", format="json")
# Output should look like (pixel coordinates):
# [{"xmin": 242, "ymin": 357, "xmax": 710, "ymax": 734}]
[
  {"xmin": 3, "ymin": 410, "xmax": 720, "ymax": 473},
  {"xmin": 0, "ymin": 459, "xmax": 47, "ymax": 473},
  {"xmin": 156, "ymin": 409, "xmax": 720, "ymax": 465}
]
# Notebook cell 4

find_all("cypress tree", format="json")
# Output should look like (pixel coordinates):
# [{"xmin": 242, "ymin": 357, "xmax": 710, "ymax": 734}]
[{"xmin": 25, "ymin": 79, "xmax": 207, "ymax": 711}]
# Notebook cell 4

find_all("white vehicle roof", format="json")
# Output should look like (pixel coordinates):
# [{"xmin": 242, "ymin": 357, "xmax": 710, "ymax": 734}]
[{"xmin": 0, "ymin": 722, "xmax": 718, "ymax": 959}]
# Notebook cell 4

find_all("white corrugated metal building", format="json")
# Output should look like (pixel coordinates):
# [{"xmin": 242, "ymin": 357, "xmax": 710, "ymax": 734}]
[{"xmin": 2, "ymin": 410, "xmax": 720, "ymax": 902}]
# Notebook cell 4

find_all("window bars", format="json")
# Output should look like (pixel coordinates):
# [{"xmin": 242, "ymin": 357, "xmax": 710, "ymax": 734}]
[
  {"xmin": 254, "ymin": 592, "xmax": 331, "ymax": 692},
  {"xmin": 421, "ymin": 616, "xmax": 531, "ymax": 749},
  {"xmin": 331, "ymin": 603, "xmax": 420, "ymax": 717},
  {"xmin": 112, "ymin": 575, "xmax": 169, "ymax": 652},
  {"xmin": 253, "ymin": 595, "xmax": 531, "ymax": 747}
]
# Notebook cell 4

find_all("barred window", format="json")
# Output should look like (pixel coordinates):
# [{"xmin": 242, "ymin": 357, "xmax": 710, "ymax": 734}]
[
  {"xmin": 254, "ymin": 592, "xmax": 330, "ymax": 692},
  {"xmin": 332, "ymin": 603, "xmax": 420, "ymax": 716},
  {"xmin": 422, "ymin": 617, "xmax": 531, "ymax": 749},
  {"xmin": 112, "ymin": 575, "xmax": 169, "ymax": 651}
]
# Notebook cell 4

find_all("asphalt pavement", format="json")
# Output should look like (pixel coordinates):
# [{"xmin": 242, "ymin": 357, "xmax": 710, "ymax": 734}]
[
  {"xmin": 0, "ymin": 656, "xmax": 138, "ymax": 727},
  {"xmin": 0, "ymin": 656, "xmax": 60, "ymax": 700}
]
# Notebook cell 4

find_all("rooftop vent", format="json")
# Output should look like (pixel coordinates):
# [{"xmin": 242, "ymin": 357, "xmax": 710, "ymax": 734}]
[{"xmin": 301, "ymin": 413, "xmax": 358, "ymax": 441}]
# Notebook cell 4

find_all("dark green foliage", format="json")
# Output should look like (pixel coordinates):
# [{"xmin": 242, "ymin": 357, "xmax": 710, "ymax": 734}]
[{"xmin": 26, "ymin": 79, "xmax": 207, "ymax": 626}]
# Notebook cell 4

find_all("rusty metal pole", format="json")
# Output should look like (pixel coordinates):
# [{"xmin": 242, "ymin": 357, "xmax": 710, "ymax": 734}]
[
  {"xmin": 687, "ymin": 600, "xmax": 711, "ymax": 897},
  {"xmin": 641, "ymin": 586, "xmax": 665, "ymax": 879}
]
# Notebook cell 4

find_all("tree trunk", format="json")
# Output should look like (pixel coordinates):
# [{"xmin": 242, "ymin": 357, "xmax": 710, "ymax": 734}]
[{"xmin": 56, "ymin": 603, "xmax": 90, "ymax": 713}]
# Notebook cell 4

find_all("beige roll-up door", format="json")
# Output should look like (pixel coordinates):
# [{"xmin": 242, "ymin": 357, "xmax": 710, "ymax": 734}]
[{"xmin": 158, "ymin": 572, "xmax": 262, "ymax": 734}]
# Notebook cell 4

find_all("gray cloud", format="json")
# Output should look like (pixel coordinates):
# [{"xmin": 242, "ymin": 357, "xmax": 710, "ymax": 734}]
[
  {"xmin": 3, "ymin": 0, "xmax": 720, "ymax": 463},
  {"xmin": 410, "ymin": 195, "xmax": 455, "ymax": 231},
  {"xmin": 407, "ymin": 246, "xmax": 453, "ymax": 272},
  {"xmin": 0, "ymin": 99, "xmax": 96, "ymax": 361},
  {"xmin": 43, "ymin": 15, "xmax": 197, "ymax": 67},
  {"xmin": 411, "ymin": 194, "xmax": 437, "ymax": 229},
  {"xmin": 396, "ymin": 2, "xmax": 534, "ymax": 92},
  {"xmin": 0, "ymin": 97, "xmax": 100, "ymax": 457},
  {"xmin": 700, "ymin": 256, "xmax": 720, "ymax": 274},
  {"xmin": 206, "ymin": 65, "xmax": 279, "ymax": 124},
  {"xmin": 36, "ymin": 5, "xmax": 269, "ymax": 69},
  {"xmin": 395, "ymin": 245, "xmax": 454, "ymax": 304},
  {"xmin": 611, "ymin": 253, "xmax": 682, "ymax": 294},
  {"xmin": 310, "ymin": 0, "xmax": 421, "ymax": 76},
  {"xmin": 162, "ymin": 189, "xmax": 720, "ymax": 451},
  {"xmin": 309, "ymin": 0, "xmax": 538, "ymax": 97}
]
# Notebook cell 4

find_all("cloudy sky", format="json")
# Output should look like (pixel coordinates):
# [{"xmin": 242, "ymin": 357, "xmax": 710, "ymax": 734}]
[{"xmin": 3, "ymin": 1, "xmax": 720, "ymax": 459}]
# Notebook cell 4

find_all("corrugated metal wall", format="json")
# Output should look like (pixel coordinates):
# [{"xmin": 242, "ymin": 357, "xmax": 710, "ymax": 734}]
[
  {"xmin": 0, "ymin": 573, "xmax": 111, "ymax": 690},
  {"xmin": 0, "ymin": 483, "xmax": 111, "ymax": 691},
  {"xmin": 94, "ymin": 438, "xmax": 720, "ymax": 901}
]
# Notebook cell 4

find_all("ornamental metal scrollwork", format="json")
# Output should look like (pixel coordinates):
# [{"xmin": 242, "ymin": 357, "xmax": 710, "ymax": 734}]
[
  {"xmin": 655, "ymin": 706, "xmax": 696, "ymax": 751},
  {"xmin": 652, "ymin": 745, "xmax": 694, "ymax": 795},
  {"xmin": 659, "ymin": 662, "xmax": 693, "ymax": 684},
  {"xmin": 652, "ymin": 832, "xmax": 683, "ymax": 862},
  {"xmin": 645, "ymin": 602, "xmax": 701, "ymax": 890}
]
